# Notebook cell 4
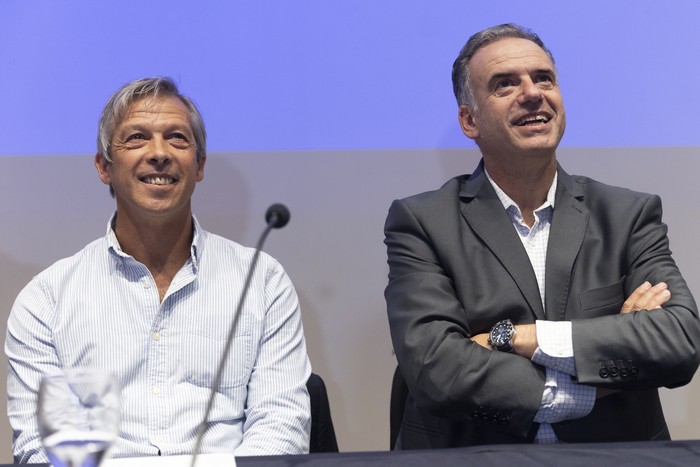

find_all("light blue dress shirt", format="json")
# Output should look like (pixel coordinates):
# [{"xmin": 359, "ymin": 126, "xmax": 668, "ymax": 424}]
[{"xmin": 6, "ymin": 215, "xmax": 311, "ymax": 463}]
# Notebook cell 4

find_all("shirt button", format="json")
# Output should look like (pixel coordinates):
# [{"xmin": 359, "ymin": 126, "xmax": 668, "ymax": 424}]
[
  {"xmin": 152, "ymin": 332, "xmax": 161, "ymax": 341},
  {"xmin": 154, "ymin": 435, "xmax": 164, "ymax": 443},
  {"xmin": 152, "ymin": 387, "xmax": 161, "ymax": 395},
  {"xmin": 142, "ymin": 278, "xmax": 150, "ymax": 288}
]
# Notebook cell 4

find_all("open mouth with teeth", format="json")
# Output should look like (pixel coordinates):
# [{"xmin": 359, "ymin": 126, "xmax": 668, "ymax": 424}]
[
  {"xmin": 141, "ymin": 176, "xmax": 176, "ymax": 186},
  {"xmin": 515, "ymin": 114, "xmax": 550, "ymax": 126}
]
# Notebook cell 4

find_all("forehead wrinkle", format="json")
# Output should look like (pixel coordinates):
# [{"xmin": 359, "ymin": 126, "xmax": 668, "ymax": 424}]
[
  {"xmin": 485, "ymin": 56, "xmax": 555, "ymax": 75},
  {"xmin": 118, "ymin": 99, "xmax": 193, "ymax": 134},
  {"xmin": 124, "ymin": 108, "xmax": 189, "ymax": 124}
]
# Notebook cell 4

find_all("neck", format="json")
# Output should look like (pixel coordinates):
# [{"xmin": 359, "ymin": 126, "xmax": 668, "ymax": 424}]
[
  {"xmin": 483, "ymin": 154, "xmax": 556, "ymax": 226},
  {"xmin": 113, "ymin": 209, "xmax": 194, "ymax": 297}
]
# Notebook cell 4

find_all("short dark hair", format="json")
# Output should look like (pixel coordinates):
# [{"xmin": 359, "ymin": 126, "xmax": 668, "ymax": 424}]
[{"xmin": 451, "ymin": 24, "xmax": 556, "ymax": 109}]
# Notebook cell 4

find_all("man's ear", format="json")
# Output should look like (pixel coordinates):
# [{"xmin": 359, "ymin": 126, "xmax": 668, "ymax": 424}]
[
  {"xmin": 458, "ymin": 105, "xmax": 479, "ymax": 140},
  {"xmin": 95, "ymin": 152, "xmax": 111, "ymax": 185},
  {"xmin": 196, "ymin": 153, "xmax": 206, "ymax": 182}
]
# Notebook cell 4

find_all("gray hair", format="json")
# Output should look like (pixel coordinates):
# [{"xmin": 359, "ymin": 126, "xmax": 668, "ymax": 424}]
[
  {"xmin": 97, "ymin": 77, "xmax": 206, "ymax": 163},
  {"xmin": 451, "ymin": 24, "xmax": 556, "ymax": 109}
]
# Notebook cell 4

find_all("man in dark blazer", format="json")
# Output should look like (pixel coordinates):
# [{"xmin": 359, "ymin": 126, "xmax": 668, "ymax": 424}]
[{"xmin": 384, "ymin": 23, "xmax": 700, "ymax": 449}]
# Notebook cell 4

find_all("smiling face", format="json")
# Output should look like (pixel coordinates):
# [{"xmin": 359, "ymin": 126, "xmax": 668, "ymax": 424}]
[
  {"xmin": 458, "ymin": 37, "xmax": 565, "ymax": 166},
  {"xmin": 94, "ymin": 95, "xmax": 205, "ymax": 225}
]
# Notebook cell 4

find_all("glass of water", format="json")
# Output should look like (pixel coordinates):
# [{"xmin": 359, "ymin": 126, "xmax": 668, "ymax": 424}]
[{"xmin": 38, "ymin": 370, "xmax": 120, "ymax": 467}]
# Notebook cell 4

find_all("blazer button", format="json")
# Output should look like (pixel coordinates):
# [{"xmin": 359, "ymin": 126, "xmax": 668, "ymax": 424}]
[
  {"xmin": 499, "ymin": 415, "xmax": 510, "ymax": 425},
  {"xmin": 609, "ymin": 366, "xmax": 619, "ymax": 377},
  {"xmin": 599, "ymin": 368, "xmax": 609, "ymax": 378}
]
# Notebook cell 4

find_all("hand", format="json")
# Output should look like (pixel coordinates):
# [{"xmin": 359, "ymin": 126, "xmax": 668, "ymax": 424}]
[
  {"xmin": 512, "ymin": 324, "xmax": 537, "ymax": 359},
  {"xmin": 471, "ymin": 333, "xmax": 491, "ymax": 350},
  {"xmin": 620, "ymin": 281, "xmax": 670, "ymax": 314}
]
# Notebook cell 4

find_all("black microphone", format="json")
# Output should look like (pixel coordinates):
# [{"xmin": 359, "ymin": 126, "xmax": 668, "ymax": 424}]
[
  {"xmin": 191, "ymin": 204, "xmax": 291, "ymax": 466},
  {"xmin": 265, "ymin": 203, "xmax": 290, "ymax": 229}
]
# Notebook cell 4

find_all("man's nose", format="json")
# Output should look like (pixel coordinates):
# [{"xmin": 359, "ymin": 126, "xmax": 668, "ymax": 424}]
[
  {"xmin": 518, "ymin": 78, "xmax": 543, "ymax": 105},
  {"xmin": 147, "ymin": 136, "xmax": 171, "ymax": 165}
]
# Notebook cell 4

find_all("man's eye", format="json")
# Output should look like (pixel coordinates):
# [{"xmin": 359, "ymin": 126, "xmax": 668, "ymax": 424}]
[
  {"xmin": 535, "ymin": 75, "xmax": 553, "ymax": 84},
  {"xmin": 169, "ymin": 133, "xmax": 192, "ymax": 147},
  {"xmin": 126, "ymin": 133, "xmax": 144, "ymax": 141},
  {"xmin": 495, "ymin": 79, "xmax": 513, "ymax": 89}
]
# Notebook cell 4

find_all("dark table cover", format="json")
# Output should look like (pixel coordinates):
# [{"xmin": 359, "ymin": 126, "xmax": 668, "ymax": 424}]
[
  {"xmin": 240, "ymin": 440, "xmax": 700, "ymax": 467},
  {"xmin": 6, "ymin": 440, "xmax": 700, "ymax": 467}
]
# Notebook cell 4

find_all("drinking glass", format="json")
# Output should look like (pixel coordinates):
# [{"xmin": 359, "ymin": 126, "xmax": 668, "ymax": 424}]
[{"xmin": 38, "ymin": 370, "xmax": 120, "ymax": 467}]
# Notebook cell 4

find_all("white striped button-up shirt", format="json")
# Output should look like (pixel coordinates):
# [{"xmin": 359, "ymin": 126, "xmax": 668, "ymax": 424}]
[{"xmin": 6, "ymin": 215, "xmax": 311, "ymax": 462}]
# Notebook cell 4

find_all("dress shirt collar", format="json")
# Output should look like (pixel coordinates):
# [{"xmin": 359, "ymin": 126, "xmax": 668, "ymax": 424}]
[
  {"xmin": 105, "ymin": 212, "xmax": 204, "ymax": 272},
  {"xmin": 484, "ymin": 169, "xmax": 558, "ymax": 225}
]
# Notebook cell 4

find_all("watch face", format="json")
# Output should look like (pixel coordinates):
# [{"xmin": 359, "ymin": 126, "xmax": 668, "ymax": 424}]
[
  {"xmin": 492, "ymin": 325, "xmax": 510, "ymax": 346},
  {"xmin": 489, "ymin": 320, "xmax": 514, "ymax": 351}
]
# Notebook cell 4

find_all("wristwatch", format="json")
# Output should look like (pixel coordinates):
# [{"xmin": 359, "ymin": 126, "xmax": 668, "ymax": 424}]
[{"xmin": 488, "ymin": 319, "xmax": 516, "ymax": 352}]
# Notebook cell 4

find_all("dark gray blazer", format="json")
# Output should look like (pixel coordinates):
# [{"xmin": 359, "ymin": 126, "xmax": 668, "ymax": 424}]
[{"xmin": 385, "ymin": 160, "xmax": 700, "ymax": 448}]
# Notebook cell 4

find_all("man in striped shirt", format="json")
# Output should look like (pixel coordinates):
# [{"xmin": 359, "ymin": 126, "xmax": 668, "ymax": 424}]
[{"xmin": 6, "ymin": 77, "xmax": 311, "ymax": 462}]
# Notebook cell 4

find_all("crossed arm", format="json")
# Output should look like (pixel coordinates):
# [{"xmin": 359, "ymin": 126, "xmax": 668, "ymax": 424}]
[
  {"xmin": 471, "ymin": 281, "xmax": 671, "ymax": 358},
  {"xmin": 386, "ymin": 191, "xmax": 700, "ymax": 438}
]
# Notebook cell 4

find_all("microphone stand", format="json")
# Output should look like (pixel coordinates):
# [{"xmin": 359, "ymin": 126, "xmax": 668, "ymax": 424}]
[{"xmin": 190, "ymin": 205, "xmax": 289, "ymax": 467}]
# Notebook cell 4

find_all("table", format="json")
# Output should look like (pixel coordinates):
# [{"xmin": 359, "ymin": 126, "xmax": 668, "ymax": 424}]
[
  {"xmin": 240, "ymin": 440, "xmax": 700, "ymax": 467},
  {"xmin": 6, "ymin": 440, "xmax": 700, "ymax": 467}
]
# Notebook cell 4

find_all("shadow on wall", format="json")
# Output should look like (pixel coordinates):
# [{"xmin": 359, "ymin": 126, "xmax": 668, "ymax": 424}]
[{"xmin": 193, "ymin": 154, "xmax": 252, "ymax": 244}]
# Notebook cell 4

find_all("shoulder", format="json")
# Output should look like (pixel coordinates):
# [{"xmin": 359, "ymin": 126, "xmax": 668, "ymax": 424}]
[
  {"xmin": 196, "ymin": 227, "xmax": 285, "ymax": 277},
  {"xmin": 12, "ymin": 237, "xmax": 106, "ymax": 313},
  {"xmin": 559, "ymin": 172, "xmax": 665, "ymax": 232},
  {"xmin": 389, "ymin": 175, "xmax": 467, "ymax": 214},
  {"xmin": 569, "ymin": 174, "xmax": 653, "ymax": 198},
  {"xmin": 198, "ymin": 228, "xmax": 254, "ymax": 256},
  {"xmin": 384, "ymin": 175, "xmax": 475, "ymax": 242},
  {"xmin": 32, "ymin": 237, "xmax": 107, "ymax": 283},
  {"xmin": 565, "ymin": 173, "xmax": 660, "ymax": 211}
]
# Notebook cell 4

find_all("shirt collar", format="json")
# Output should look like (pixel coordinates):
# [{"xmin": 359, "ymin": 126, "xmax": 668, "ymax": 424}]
[
  {"xmin": 484, "ymin": 169, "xmax": 558, "ymax": 218},
  {"xmin": 105, "ymin": 212, "xmax": 204, "ymax": 270}
]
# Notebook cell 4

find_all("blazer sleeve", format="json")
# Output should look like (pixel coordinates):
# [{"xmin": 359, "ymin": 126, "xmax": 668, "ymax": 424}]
[
  {"xmin": 384, "ymin": 198, "xmax": 545, "ymax": 438},
  {"xmin": 572, "ymin": 194, "xmax": 700, "ymax": 388}
]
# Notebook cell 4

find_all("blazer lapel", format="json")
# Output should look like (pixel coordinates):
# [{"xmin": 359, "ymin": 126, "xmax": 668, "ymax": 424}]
[
  {"xmin": 544, "ymin": 166, "xmax": 589, "ymax": 321},
  {"xmin": 459, "ymin": 162, "xmax": 546, "ymax": 320}
]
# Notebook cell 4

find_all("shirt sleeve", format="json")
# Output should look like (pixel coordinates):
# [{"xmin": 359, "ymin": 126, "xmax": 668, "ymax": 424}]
[
  {"xmin": 533, "ymin": 368, "xmax": 595, "ymax": 424},
  {"xmin": 532, "ymin": 320, "xmax": 576, "ymax": 375},
  {"xmin": 5, "ymin": 277, "xmax": 56, "ymax": 464},
  {"xmin": 531, "ymin": 321, "xmax": 595, "ymax": 425},
  {"xmin": 234, "ymin": 260, "xmax": 312, "ymax": 456}
]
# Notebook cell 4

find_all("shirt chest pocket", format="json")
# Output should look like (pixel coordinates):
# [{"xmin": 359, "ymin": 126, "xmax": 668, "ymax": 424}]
[{"xmin": 183, "ymin": 333, "xmax": 252, "ymax": 389}]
